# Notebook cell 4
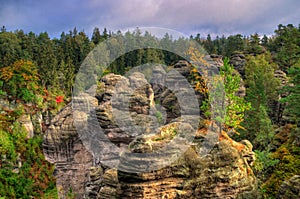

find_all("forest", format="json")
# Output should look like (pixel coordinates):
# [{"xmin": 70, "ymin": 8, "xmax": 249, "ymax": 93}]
[{"xmin": 0, "ymin": 23, "xmax": 300, "ymax": 198}]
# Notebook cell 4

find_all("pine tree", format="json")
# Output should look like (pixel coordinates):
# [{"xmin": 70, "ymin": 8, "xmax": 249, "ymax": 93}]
[
  {"xmin": 220, "ymin": 58, "xmax": 251, "ymax": 132},
  {"xmin": 92, "ymin": 27, "xmax": 101, "ymax": 45},
  {"xmin": 242, "ymin": 53, "xmax": 280, "ymax": 148},
  {"xmin": 281, "ymin": 60, "xmax": 300, "ymax": 125},
  {"xmin": 204, "ymin": 58, "xmax": 250, "ymax": 134}
]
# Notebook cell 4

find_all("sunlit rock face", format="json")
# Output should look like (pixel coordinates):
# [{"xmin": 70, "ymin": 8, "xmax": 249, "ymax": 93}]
[{"xmin": 43, "ymin": 62, "xmax": 258, "ymax": 199}]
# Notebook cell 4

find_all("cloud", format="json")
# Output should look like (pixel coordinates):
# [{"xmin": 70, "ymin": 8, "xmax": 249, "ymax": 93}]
[{"xmin": 0, "ymin": 0, "xmax": 299, "ymax": 38}]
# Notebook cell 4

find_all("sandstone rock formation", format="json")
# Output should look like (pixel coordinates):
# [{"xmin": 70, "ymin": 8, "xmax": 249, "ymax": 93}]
[
  {"xmin": 277, "ymin": 175, "xmax": 300, "ymax": 199},
  {"xmin": 229, "ymin": 53, "xmax": 246, "ymax": 79},
  {"xmin": 43, "ymin": 62, "xmax": 258, "ymax": 199},
  {"xmin": 270, "ymin": 70, "xmax": 289, "ymax": 125},
  {"xmin": 43, "ymin": 104, "xmax": 93, "ymax": 198}
]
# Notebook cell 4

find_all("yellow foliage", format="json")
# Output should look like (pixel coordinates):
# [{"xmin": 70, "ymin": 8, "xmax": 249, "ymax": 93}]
[
  {"xmin": 0, "ymin": 60, "xmax": 40, "ymax": 83},
  {"xmin": 187, "ymin": 46, "xmax": 209, "ymax": 67}
]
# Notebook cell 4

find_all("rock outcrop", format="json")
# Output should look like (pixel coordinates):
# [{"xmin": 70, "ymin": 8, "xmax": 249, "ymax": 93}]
[
  {"xmin": 277, "ymin": 175, "xmax": 300, "ymax": 199},
  {"xmin": 270, "ymin": 70, "xmax": 289, "ymax": 125},
  {"xmin": 116, "ymin": 129, "xmax": 257, "ymax": 199},
  {"xmin": 43, "ymin": 63, "xmax": 257, "ymax": 198},
  {"xmin": 83, "ymin": 124, "xmax": 257, "ymax": 199},
  {"xmin": 229, "ymin": 53, "xmax": 246, "ymax": 79},
  {"xmin": 43, "ymin": 103, "xmax": 94, "ymax": 198}
]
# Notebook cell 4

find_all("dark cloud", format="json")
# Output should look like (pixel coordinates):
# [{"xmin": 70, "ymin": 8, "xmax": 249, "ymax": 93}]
[{"xmin": 0, "ymin": 0, "xmax": 299, "ymax": 38}]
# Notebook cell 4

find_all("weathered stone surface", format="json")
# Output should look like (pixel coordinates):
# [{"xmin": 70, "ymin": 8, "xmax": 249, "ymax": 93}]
[
  {"xmin": 44, "ymin": 62, "xmax": 258, "ymax": 199},
  {"xmin": 116, "ymin": 129, "xmax": 257, "ymax": 199},
  {"xmin": 269, "ymin": 70, "xmax": 289, "ymax": 125},
  {"xmin": 17, "ymin": 114, "xmax": 34, "ymax": 138},
  {"xmin": 43, "ymin": 104, "xmax": 93, "ymax": 199},
  {"xmin": 277, "ymin": 175, "xmax": 300, "ymax": 199},
  {"xmin": 230, "ymin": 53, "xmax": 246, "ymax": 79},
  {"xmin": 95, "ymin": 72, "xmax": 156, "ymax": 145},
  {"xmin": 150, "ymin": 62, "xmax": 202, "ymax": 122}
]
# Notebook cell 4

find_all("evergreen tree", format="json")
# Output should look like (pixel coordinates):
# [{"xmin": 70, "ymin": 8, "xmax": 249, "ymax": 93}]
[
  {"xmin": 261, "ymin": 34, "xmax": 269, "ymax": 48},
  {"xmin": 246, "ymin": 33, "xmax": 265, "ymax": 55},
  {"xmin": 281, "ymin": 60, "xmax": 300, "ymax": 125},
  {"xmin": 92, "ymin": 27, "xmax": 101, "ymax": 45},
  {"xmin": 207, "ymin": 58, "xmax": 250, "ymax": 134},
  {"xmin": 35, "ymin": 32, "xmax": 58, "ymax": 87},
  {"xmin": 269, "ymin": 24, "xmax": 300, "ymax": 72},
  {"xmin": 204, "ymin": 34, "xmax": 214, "ymax": 54},
  {"xmin": 242, "ymin": 53, "xmax": 280, "ymax": 148},
  {"xmin": 0, "ymin": 32, "xmax": 21, "ymax": 68},
  {"xmin": 225, "ymin": 34, "xmax": 245, "ymax": 56},
  {"xmin": 220, "ymin": 58, "xmax": 251, "ymax": 132}
]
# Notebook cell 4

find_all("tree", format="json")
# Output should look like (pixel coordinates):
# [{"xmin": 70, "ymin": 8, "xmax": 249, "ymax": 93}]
[
  {"xmin": 103, "ymin": 28, "xmax": 109, "ymax": 40},
  {"xmin": 261, "ymin": 34, "xmax": 269, "ymax": 48},
  {"xmin": 281, "ymin": 60, "xmax": 300, "ymax": 125},
  {"xmin": 269, "ymin": 24, "xmax": 300, "ymax": 72},
  {"xmin": 0, "ymin": 60, "xmax": 42, "ymax": 103},
  {"xmin": 202, "ymin": 58, "xmax": 250, "ymax": 134},
  {"xmin": 242, "ymin": 53, "xmax": 280, "ymax": 148},
  {"xmin": 92, "ymin": 27, "xmax": 101, "ymax": 45},
  {"xmin": 219, "ymin": 58, "xmax": 251, "ymax": 132},
  {"xmin": 35, "ymin": 32, "xmax": 58, "ymax": 88},
  {"xmin": 225, "ymin": 34, "xmax": 245, "ymax": 57},
  {"xmin": 0, "ymin": 32, "xmax": 21, "ymax": 68},
  {"xmin": 203, "ymin": 34, "xmax": 214, "ymax": 54},
  {"xmin": 245, "ymin": 33, "xmax": 265, "ymax": 55}
]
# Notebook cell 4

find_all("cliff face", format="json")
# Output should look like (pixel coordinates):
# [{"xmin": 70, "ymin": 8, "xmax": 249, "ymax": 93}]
[
  {"xmin": 43, "ymin": 63, "xmax": 258, "ymax": 199},
  {"xmin": 43, "ymin": 104, "xmax": 93, "ymax": 198},
  {"xmin": 115, "ymin": 135, "xmax": 257, "ymax": 199}
]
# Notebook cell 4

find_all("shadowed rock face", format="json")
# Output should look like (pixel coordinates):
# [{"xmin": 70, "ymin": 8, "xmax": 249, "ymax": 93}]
[
  {"xmin": 43, "ymin": 64, "xmax": 258, "ymax": 199},
  {"xmin": 277, "ymin": 175, "xmax": 300, "ymax": 199},
  {"xmin": 230, "ymin": 53, "xmax": 246, "ymax": 79},
  {"xmin": 43, "ymin": 104, "xmax": 93, "ymax": 198}
]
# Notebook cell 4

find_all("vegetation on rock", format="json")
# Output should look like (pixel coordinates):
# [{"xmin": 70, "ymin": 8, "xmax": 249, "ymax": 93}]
[{"xmin": 0, "ymin": 23, "xmax": 299, "ymax": 198}]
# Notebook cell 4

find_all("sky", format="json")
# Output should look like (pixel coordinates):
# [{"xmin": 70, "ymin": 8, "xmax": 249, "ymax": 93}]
[{"xmin": 0, "ymin": 0, "xmax": 299, "ymax": 38}]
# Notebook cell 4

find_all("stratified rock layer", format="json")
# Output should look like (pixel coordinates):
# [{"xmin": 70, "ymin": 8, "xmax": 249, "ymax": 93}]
[
  {"xmin": 43, "ymin": 104, "xmax": 93, "ymax": 198},
  {"xmin": 43, "ymin": 63, "xmax": 258, "ymax": 199}
]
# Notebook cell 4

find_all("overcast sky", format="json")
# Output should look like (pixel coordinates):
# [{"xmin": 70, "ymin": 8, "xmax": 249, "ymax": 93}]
[{"xmin": 0, "ymin": 0, "xmax": 299, "ymax": 38}]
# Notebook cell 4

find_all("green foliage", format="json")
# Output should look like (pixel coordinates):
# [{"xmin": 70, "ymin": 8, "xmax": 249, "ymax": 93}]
[
  {"xmin": 210, "ymin": 57, "xmax": 250, "ymax": 132},
  {"xmin": 222, "ymin": 58, "xmax": 251, "ymax": 130},
  {"xmin": 0, "ymin": 60, "xmax": 42, "ymax": 103},
  {"xmin": 241, "ymin": 53, "xmax": 279, "ymax": 149},
  {"xmin": 281, "ymin": 61, "xmax": 300, "ymax": 125},
  {"xmin": 253, "ymin": 150, "xmax": 279, "ymax": 174},
  {"xmin": 0, "ymin": 32, "xmax": 21, "ymax": 68},
  {"xmin": 0, "ymin": 123, "xmax": 56, "ymax": 199},
  {"xmin": 269, "ymin": 24, "xmax": 300, "ymax": 72},
  {"xmin": 155, "ymin": 110, "xmax": 164, "ymax": 125},
  {"xmin": 42, "ymin": 187, "xmax": 58, "ymax": 199},
  {"xmin": 0, "ymin": 81, "xmax": 6, "ymax": 96},
  {"xmin": 0, "ymin": 130, "xmax": 16, "ymax": 159},
  {"xmin": 245, "ymin": 33, "xmax": 265, "ymax": 55},
  {"xmin": 262, "ymin": 145, "xmax": 300, "ymax": 198},
  {"xmin": 225, "ymin": 34, "xmax": 246, "ymax": 57},
  {"xmin": 252, "ymin": 105, "xmax": 275, "ymax": 149}
]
